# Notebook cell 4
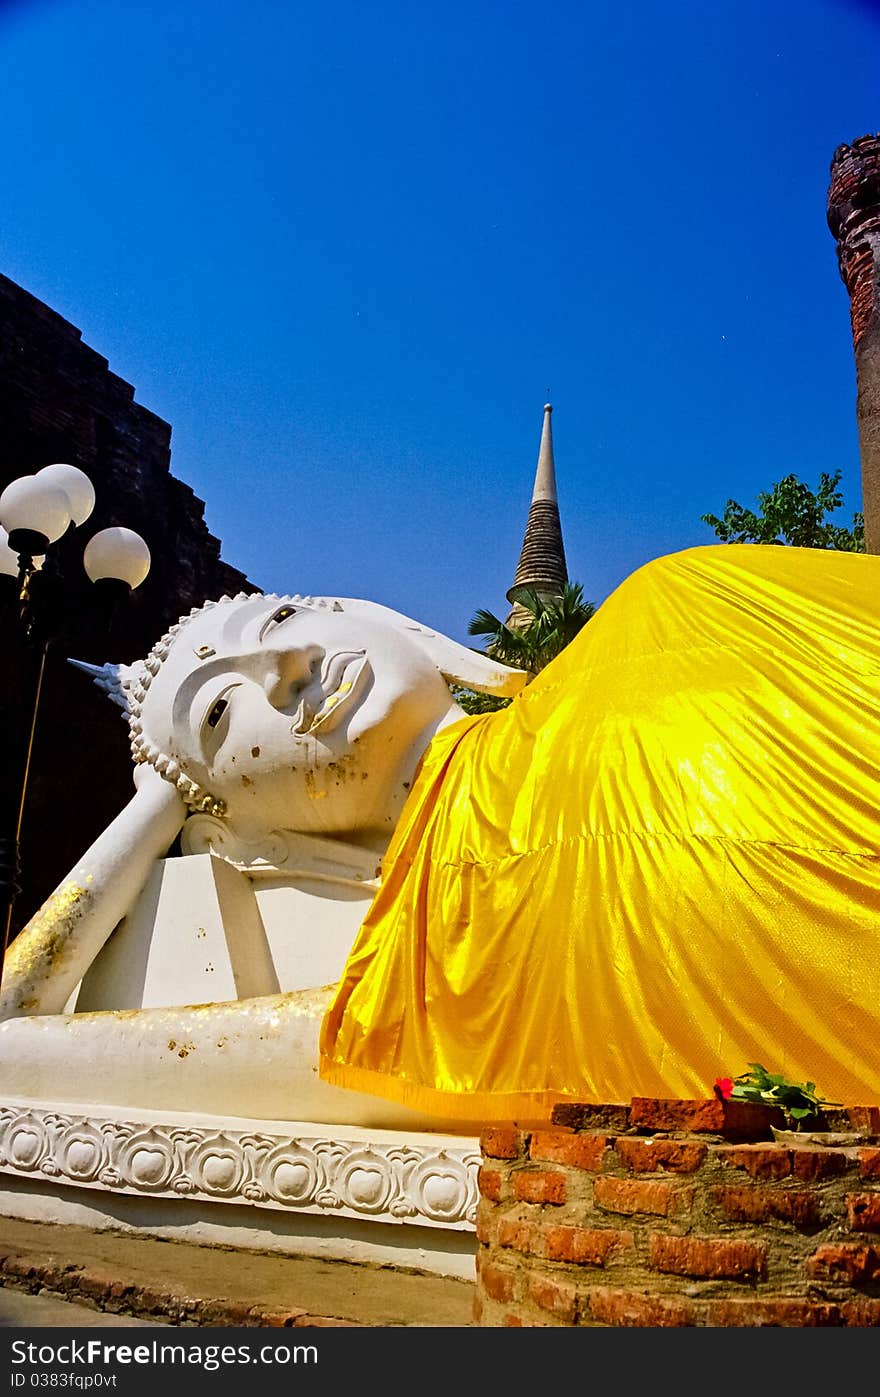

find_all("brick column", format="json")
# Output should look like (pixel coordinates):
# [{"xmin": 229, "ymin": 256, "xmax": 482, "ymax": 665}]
[
  {"xmin": 828, "ymin": 135, "xmax": 880, "ymax": 553},
  {"xmin": 474, "ymin": 1098, "xmax": 880, "ymax": 1327}
]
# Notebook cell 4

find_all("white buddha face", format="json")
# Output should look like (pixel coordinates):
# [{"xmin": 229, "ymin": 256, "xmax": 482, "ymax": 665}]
[{"xmin": 135, "ymin": 594, "xmax": 464, "ymax": 843}]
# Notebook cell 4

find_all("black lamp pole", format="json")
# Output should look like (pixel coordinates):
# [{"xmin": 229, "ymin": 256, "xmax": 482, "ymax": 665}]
[
  {"xmin": 0, "ymin": 529, "xmax": 53, "ymax": 969},
  {"xmin": 0, "ymin": 469, "xmax": 150, "ymax": 988}
]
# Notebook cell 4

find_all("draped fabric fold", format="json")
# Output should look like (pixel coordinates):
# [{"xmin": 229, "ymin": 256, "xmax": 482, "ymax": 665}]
[{"xmin": 319, "ymin": 545, "xmax": 880, "ymax": 1121}]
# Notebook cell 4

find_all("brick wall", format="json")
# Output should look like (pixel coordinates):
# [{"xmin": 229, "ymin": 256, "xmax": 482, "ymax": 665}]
[
  {"xmin": 828, "ymin": 134, "xmax": 880, "ymax": 350},
  {"xmin": 474, "ymin": 1098, "xmax": 880, "ymax": 1327},
  {"xmin": 0, "ymin": 273, "xmax": 258, "ymax": 933},
  {"xmin": 827, "ymin": 134, "xmax": 880, "ymax": 554}
]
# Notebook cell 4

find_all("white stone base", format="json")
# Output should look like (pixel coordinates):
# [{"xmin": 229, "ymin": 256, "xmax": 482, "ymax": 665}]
[{"xmin": 0, "ymin": 1099, "xmax": 480, "ymax": 1281}]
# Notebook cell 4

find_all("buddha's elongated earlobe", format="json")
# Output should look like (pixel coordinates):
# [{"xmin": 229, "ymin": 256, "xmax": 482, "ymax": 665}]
[
  {"xmin": 308, "ymin": 597, "xmax": 529, "ymax": 697},
  {"xmin": 421, "ymin": 631, "xmax": 528, "ymax": 695}
]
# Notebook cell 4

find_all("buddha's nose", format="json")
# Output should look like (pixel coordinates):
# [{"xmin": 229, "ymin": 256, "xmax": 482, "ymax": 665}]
[{"xmin": 262, "ymin": 645, "xmax": 324, "ymax": 710}]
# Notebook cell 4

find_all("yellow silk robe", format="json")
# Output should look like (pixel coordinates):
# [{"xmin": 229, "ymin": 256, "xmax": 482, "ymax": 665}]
[{"xmin": 319, "ymin": 544, "xmax": 880, "ymax": 1121}]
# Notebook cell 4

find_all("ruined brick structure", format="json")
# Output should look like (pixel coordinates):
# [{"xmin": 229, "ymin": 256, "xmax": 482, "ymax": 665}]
[
  {"xmin": 827, "ymin": 134, "xmax": 880, "ymax": 553},
  {"xmin": 476, "ymin": 1098, "xmax": 880, "ymax": 1327},
  {"xmin": 0, "ymin": 273, "xmax": 257, "ymax": 935}
]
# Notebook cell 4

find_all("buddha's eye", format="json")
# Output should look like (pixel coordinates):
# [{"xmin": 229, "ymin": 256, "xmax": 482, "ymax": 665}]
[
  {"xmin": 258, "ymin": 603, "xmax": 302, "ymax": 642},
  {"xmin": 200, "ymin": 683, "xmax": 240, "ymax": 745},
  {"xmin": 270, "ymin": 605, "xmax": 298, "ymax": 625},
  {"xmin": 206, "ymin": 697, "xmax": 228, "ymax": 729}
]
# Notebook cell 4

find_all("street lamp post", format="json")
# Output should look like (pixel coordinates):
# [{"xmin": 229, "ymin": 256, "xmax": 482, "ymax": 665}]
[{"xmin": 0, "ymin": 464, "xmax": 150, "ymax": 978}]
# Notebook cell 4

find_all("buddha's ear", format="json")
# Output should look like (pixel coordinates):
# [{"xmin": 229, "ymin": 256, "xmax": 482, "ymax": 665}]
[
  {"xmin": 406, "ymin": 625, "xmax": 528, "ymax": 695},
  {"xmin": 316, "ymin": 597, "xmax": 529, "ymax": 697}
]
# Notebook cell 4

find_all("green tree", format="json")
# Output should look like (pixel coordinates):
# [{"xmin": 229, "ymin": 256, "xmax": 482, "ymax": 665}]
[
  {"xmin": 453, "ymin": 582, "xmax": 595, "ymax": 715},
  {"xmin": 701, "ymin": 471, "xmax": 864, "ymax": 551}
]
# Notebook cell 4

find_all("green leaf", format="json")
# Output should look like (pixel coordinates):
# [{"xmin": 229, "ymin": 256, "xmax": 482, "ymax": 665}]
[{"xmin": 701, "ymin": 472, "xmax": 863, "ymax": 551}]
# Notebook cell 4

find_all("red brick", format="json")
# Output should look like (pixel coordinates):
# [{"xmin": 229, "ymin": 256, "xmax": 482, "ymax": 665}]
[
  {"xmin": 210, "ymin": 1299, "xmax": 255, "ymax": 1325},
  {"xmin": 630, "ymin": 1097, "xmax": 724, "ymax": 1133},
  {"xmin": 847, "ymin": 1105, "xmax": 880, "ymax": 1134},
  {"xmin": 512, "ymin": 1170, "xmax": 566, "ymax": 1205},
  {"xmin": 716, "ymin": 1144, "xmax": 792, "ymax": 1180},
  {"xmin": 629, "ymin": 1097, "xmax": 782, "ymax": 1137},
  {"xmin": 859, "ymin": 1148, "xmax": 880, "ymax": 1180},
  {"xmin": 528, "ymin": 1272, "xmax": 580, "ymax": 1323},
  {"xmin": 616, "ymin": 1138, "xmax": 707, "ymax": 1174},
  {"xmin": 1, "ymin": 1257, "xmax": 38, "ymax": 1281},
  {"xmin": 254, "ymin": 1306, "xmax": 309, "ymax": 1326},
  {"xmin": 530, "ymin": 1130, "xmax": 611, "ymax": 1170},
  {"xmin": 480, "ymin": 1262, "xmax": 518, "ymax": 1303},
  {"xmin": 846, "ymin": 1192, "xmax": 880, "ymax": 1231},
  {"xmin": 551, "ymin": 1102, "xmax": 631, "ymax": 1132},
  {"xmin": 594, "ymin": 1176, "xmax": 693, "ymax": 1218},
  {"xmin": 498, "ymin": 1218, "xmax": 534, "ymax": 1253},
  {"xmin": 480, "ymin": 1127, "xmax": 521, "ymax": 1159},
  {"xmin": 706, "ymin": 1298, "xmax": 841, "ymax": 1327},
  {"xmin": 475, "ymin": 1205, "xmax": 494, "ymax": 1244},
  {"xmin": 841, "ymin": 1298, "xmax": 880, "ymax": 1326},
  {"xmin": 28, "ymin": 1263, "xmax": 66, "ymax": 1292},
  {"xmin": 128, "ymin": 1284, "xmax": 173, "ymax": 1315},
  {"xmin": 588, "ymin": 1287, "xmax": 699, "ymax": 1327},
  {"xmin": 805, "ymin": 1243, "xmax": 880, "ymax": 1284},
  {"xmin": 75, "ymin": 1270, "xmax": 119, "ymax": 1302},
  {"xmin": 648, "ymin": 1232, "xmax": 767, "ymax": 1280},
  {"xmin": 54, "ymin": 1271, "xmax": 87, "ymax": 1299},
  {"xmin": 708, "ymin": 1185, "xmax": 823, "ymax": 1227},
  {"xmin": 790, "ymin": 1148, "xmax": 849, "ymax": 1181},
  {"xmin": 542, "ymin": 1226, "xmax": 635, "ymax": 1265},
  {"xmin": 478, "ymin": 1167, "xmax": 503, "ymax": 1202}
]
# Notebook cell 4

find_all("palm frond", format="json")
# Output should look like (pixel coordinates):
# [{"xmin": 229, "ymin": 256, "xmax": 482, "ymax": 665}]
[
  {"xmin": 465, "ymin": 580, "xmax": 595, "ymax": 680},
  {"xmin": 468, "ymin": 608, "xmax": 505, "ymax": 637}
]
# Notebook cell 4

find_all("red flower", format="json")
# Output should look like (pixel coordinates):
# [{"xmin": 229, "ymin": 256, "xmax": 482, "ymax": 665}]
[{"xmin": 714, "ymin": 1076, "xmax": 734, "ymax": 1100}]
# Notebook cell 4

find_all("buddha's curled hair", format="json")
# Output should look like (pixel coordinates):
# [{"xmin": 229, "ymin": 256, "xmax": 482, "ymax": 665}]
[{"xmin": 72, "ymin": 593, "xmax": 252, "ymax": 819}]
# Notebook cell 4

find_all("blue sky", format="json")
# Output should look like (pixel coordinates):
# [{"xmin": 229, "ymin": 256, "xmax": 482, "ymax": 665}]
[{"xmin": 1, "ymin": 0, "xmax": 877, "ymax": 643}]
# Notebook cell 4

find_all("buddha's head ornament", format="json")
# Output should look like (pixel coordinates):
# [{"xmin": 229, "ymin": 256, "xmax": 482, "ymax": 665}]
[{"xmin": 72, "ymin": 591, "xmax": 527, "ymax": 839}]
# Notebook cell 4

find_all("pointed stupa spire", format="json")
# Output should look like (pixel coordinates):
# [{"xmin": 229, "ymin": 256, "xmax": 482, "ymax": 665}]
[{"xmin": 505, "ymin": 403, "xmax": 568, "ymax": 626}]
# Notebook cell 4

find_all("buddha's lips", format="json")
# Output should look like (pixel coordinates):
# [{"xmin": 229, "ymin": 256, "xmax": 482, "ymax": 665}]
[{"xmin": 290, "ymin": 651, "xmax": 368, "ymax": 735}]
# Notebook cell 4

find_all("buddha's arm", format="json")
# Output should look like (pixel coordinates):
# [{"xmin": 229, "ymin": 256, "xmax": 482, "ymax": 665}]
[{"xmin": 0, "ymin": 764, "xmax": 185, "ymax": 1020}]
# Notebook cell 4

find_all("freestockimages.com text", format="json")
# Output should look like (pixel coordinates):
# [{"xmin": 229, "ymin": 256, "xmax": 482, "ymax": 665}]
[{"xmin": 10, "ymin": 1339, "xmax": 317, "ymax": 1379}]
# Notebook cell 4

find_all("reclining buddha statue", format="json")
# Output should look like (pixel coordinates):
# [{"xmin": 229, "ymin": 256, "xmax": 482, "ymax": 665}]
[{"xmin": 1, "ymin": 541, "xmax": 879, "ymax": 1132}]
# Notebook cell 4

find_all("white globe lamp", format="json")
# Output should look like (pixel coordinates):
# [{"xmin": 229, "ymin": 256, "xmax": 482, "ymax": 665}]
[
  {"xmin": 83, "ymin": 527, "xmax": 151, "ymax": 590},
  {"xmin": 36, "ymin": 464, "xmax": 96, "ymax": 527},
  {"xmin": 0, "ymin": 476, "xmax": 71, "ymax": 556}
]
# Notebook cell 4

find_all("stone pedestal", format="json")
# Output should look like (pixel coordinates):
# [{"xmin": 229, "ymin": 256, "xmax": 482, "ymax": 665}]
[
  {"xmin": 0, "ymin": 1100, "xmax": 480, "ymax": 1280},
  {"xmin": 0, "ymin": 847, "xmax": 482, "ymax": 1280}
]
